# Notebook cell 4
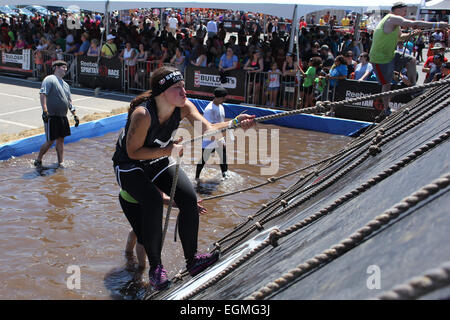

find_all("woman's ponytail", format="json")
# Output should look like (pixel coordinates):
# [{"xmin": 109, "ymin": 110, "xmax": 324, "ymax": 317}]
[{"xmin": 128, "ymin": 90, "xmax": 152, "ymax": 118}]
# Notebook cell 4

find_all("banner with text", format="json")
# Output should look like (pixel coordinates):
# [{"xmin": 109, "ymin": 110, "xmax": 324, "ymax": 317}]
[
  {"xmin": 334, "ymin": 79, "xmax": 413, "ymax": 122},
  {"xmin": 185, "ymin": 65, "xmax": 246, "ymax": 102},
  {"xmin": 0, "ymin": 49, "xmax": 32, "ymax": 76},
  {"xmin": 77, "ymin": 56, "xmax": 123, "ymax": 90}
]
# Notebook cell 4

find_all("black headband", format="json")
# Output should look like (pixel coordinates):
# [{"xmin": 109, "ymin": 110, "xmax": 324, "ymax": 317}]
[{"xmin": 152, "ymin": 70, "xmax": 184, "ymax": 97}]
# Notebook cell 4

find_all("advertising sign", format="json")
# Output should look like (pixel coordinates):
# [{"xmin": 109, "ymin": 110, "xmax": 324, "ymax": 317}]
[
  {"xmin": 77, "ymin": 56, "xmax": 123, "ymax": 90},
  {"xmin": 0, "ymin": 49, "xmax": 33, "ymax": 76},
  {"xmin": 185, "ymin": 65, "xmax": 246, "ymax": 102}
]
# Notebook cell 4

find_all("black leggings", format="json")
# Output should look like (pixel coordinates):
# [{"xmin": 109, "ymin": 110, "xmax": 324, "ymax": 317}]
[
  {"xmin": 195, "ymin": 146, "xmax": 228, "ymax": 179},
  {"xmin": 115, "ymin": 163, "xmax": 198, "ymax": 269}
]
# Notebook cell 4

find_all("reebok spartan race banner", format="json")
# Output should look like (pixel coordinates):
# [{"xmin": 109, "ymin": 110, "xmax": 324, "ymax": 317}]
[{"xmin": 77, "ymin": 56, "xmax": 123, "ymax": 90}]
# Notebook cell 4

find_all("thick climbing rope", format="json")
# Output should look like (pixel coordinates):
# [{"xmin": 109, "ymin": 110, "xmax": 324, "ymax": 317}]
[
  {"xmin": 153, "ymin": 77, "xmax": 450, "ymax": 281},
  {"xmin": 173, "ymin": 130, "xmax": 449, "ymax": 300},
  {"xmin": 216, "ymin": 91, "xmax": 450, "ymax": 255},
  {"xmin": 375, "ymin": 261, "xmax": 450, "ymax": 300},
  {"xmin": 160, "ymin": 79, "xmax": 450, "ymax": 248},
  {"xmin": 246, "ymin": 172, "xmax": 450, "ymax": 300}
]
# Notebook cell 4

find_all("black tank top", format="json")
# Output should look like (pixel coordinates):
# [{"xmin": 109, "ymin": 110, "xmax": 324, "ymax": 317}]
[{"xmin": 112, "ymin": 97, "xmax": 181, "ymax": 167}]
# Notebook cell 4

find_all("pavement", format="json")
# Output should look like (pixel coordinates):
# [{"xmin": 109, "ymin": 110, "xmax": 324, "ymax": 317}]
[{"xmin": 0, "ymin": 75, "xmax": 134, "ymax": 139}]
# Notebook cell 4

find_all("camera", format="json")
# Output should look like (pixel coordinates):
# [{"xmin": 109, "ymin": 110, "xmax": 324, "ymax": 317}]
[{"xmin": 67, "ymin": 15, "xmax": 81, "ymax": 30}]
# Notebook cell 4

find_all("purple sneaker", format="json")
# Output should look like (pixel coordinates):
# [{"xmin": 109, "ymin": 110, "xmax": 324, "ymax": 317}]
[
  {"xmin": 187, "ymin": 252, "xmax": 220, "ymax": 277},
  {"xmin": 149, "ymin": 264, "xmax": 170, "ymax": 290}
]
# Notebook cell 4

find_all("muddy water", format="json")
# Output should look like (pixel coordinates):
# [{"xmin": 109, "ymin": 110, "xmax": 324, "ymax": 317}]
[{"xmin": 0, "ymin": 122, "xmax": 351, "ymax": 299}]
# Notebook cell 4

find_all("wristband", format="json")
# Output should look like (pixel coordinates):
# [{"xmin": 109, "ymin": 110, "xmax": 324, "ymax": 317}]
[{"xmin": 228, "ymin": 118, "xmax": 239, "ymax": 128}]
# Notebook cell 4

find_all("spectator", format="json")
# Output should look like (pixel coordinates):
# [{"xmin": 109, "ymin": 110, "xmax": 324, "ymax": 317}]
[
  {"xmin": 219, "ymin": 47, "xmax": 238, "ymax": 72},
  {"xmin": 326, "ymin": 55, "xmax": 348, "ymax": 99},
  {"xmin": 87, "ymin": 39, "xmax": 100, "ymax": 57},
  {"xmin": 13, "ymin": 35, "xmax": 26, "ymax": 50},
  {"xmin": 134, "ymin": 43, "xmax": 149, "ymax": 89},
  {"xmin": 207, "ymin": 18, "xmax": 217, "ymax": 39},
  {"xmin": 354, "ymin": 52, "xmax": 373, "ymax": 81},
  {"xmin": 320, "ymin": 44, "xmax": 334, "ymax": 69},
  {"xmin": 263, "ymin": 49, "xmax": 275, "ymax": 72},
  {"xmin": 344, "ymin": 50, "xmax": 357, "ymax": 78},
  {"xmin": 36, "ymin": 37, "xmax": 49, "ymax": 51},
  {"xmin": 244, "ymin": 50, "xmax": 264, "ymax": 105},
  {"xmin": 191, "ymin": 45, "xmax": 207, "ymax": 67},
  {"xmin": 396, "ymin": 40, "xmax": 411, "ymax": 56},
  {"xmin": 267, "ymin": 61, "xmax": 282, "ymax": 107},
  {"xmin": 350, "ymin": 40, "xmax": 361, "ymax": 59},
  {"xmin": 298, "ymin": 56, "xmax": 322, "ymax": 108},
  {"xmin": 432, "ymin": 61, "xmax": 450, "ymax": 81},
  {"xmin": 195, "ymin": 21, "xmax": 207, "ymax": 44},
  {"xmin": 101, "ymin": 34, "xmax": 118, "ymax": 58},
  {"xmin": 168, "ymin": 14, "xmax": 178, "ymax": 36},
  {"xmin": 424, "ymin": 53, "xmax": 444, "ymax": 84},
  {"xmin": 422, "ymin": 43, "xmax": 448, "ymax": 82},
  {"xmin": 281, "ymin": 52, "xmax": 298, "ymax": 109},
  {"xmin": 74, "ymin": 32, "xmax": 90, "ymax": 56},
  {"xmin": 415, "ymin": 32, "xmax": 425, "ymax": 63},
  {"xmin": 170, "ymin": 46, "xmax": 186, "ymax": 72},
  {"xmin": 120, "ymin": 42, "xmax": 138, "ymax": 87}
]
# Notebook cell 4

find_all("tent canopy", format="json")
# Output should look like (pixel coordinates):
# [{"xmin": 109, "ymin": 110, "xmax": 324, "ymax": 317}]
[
  {"xmin": 425, "ymin": 0, "xmax": 450, "ymax": 10},
  {"xmin": 0, "ymin": 0, "xmax": 423, "ymax": 19}
]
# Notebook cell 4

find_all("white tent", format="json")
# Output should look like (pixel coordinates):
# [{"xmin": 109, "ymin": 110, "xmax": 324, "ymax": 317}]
[{"xmin": 0, "ymin": 0, "xmax": 423, "ymax": 19}]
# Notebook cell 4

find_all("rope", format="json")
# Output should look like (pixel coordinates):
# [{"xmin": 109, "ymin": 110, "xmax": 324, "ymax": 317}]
[
  {"xmin": 375, "ymin": 261, "xmax": 450, "ymax": 300},
  {"xmin": 152, "ymin": 78, "xmax": 450, "ymax": 290},
  {"xmin": 161, "ymin": 158, "xmax": 181, "ymax": 250},
  {"xmin": 215, "ymin": 87, "xmax": 450, "ymax": 253},
  {"xmin": 246, "ymin": 172, "xmax": 450, "ymax": 300},
  {"xmin": 146, "ymin": 78, "xmax": 450, "ymax": 168},
  {"xmin": 175, "ymin": 129, "xmax": 449, "ymax": 300}
]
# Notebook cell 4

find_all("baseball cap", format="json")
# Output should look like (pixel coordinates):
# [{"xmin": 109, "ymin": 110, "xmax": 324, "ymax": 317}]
[
  {"xmin": 391, "ymin": 2, "xmax": 407, "ymax": 10},
  {"xmin": 431, "ymin": 42, "xmax": 444, "ymax": 50},
  {"xmin": 214, "ymin": 87, "xmax": 228, "ymax": 98},
  {"xmin": 320, "ymin": 44, "xmax": 329, "ymax": 50},
  {"xmin": 106, "ymin": 34, "xmax": 115, "ymax": 40},
  {"xmin": 52, "ymin": 60, "xmax": 68, "ymax": 68}
]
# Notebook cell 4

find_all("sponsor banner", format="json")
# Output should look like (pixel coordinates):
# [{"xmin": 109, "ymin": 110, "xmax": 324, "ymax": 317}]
[
  {"xmin": 222, "ymin": 20, "xmax": 243, "ymax": 32},
  {"xmin": 334, "ymin": 79, "xmax": 413, "ymax": 122},
  {"xmin": 77, "ymin": 56, "xmax": 123, "ymax": 90},
  {"xmin": 185, "ymin": 65, "xmax": 246, "ymax": 102},
  {"xmin": 0, "ymin": 49, "xmax": 33, "ymax": 75}
]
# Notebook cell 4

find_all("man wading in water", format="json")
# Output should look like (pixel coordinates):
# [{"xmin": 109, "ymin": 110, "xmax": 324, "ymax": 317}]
[{"xmin": 34, "ymin": 60, "xmax": 79, "ymax": 168}]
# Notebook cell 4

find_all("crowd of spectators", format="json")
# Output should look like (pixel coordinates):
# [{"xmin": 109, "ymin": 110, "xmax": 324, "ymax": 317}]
[{"xmin": 0, "ymin": 7, "xmax": 448, "ymax": 108}]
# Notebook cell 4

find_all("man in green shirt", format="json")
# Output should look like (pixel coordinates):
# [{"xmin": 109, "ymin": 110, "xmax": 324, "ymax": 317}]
[
  {"xmin": 101, "ymin": 34, "xmax": 117, "ymax": 58},
  {"xmin": 369, "ymin": 2, "xmax": 448, "ymax": 113}
]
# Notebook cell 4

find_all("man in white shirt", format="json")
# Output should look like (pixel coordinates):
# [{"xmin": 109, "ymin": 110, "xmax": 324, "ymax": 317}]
[
  {"xmin": 168, "ymin": 14, "xmax": 178, "ymax": 36},
  {"xmin": 195, "ymin": 87, "xmax": 229, "ymax": 179},
  {"xmin": 207, "ymin": 19, "xmax": 218, "ymax": 39}
]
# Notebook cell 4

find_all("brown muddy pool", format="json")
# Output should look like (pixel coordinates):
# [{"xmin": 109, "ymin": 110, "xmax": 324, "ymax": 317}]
[{"xmin": 0, "ymin": 121, "xmax": 351, "ymax": 299}]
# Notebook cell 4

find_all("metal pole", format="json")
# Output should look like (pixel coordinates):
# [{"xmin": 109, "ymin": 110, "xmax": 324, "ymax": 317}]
[
  {"xmin": 105, "ymin": 0, "xmax": 110, "ymax": 34},
  {"xmin": 288, "ymin": 5, "xmax": 298, "ymax": 54}
]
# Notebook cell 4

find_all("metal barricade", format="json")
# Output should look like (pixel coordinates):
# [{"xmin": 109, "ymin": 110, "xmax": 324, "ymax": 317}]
[
  {"xmin": 33, "ymin": 50, "xmax": 76, "ymax": 84},
  {"xmin": 126, "ymin": 60, "xmax": 177, "ymax": 92},
  {"xmin": 245, "ymin": 71, "xmax": 300, "ymax": 109}
]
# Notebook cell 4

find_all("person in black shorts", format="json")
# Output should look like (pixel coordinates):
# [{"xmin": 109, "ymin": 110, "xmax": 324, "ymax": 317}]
[
  {"xmin": 34, "ymin": 60, "xmax": 79, "ymax": 168},
  {"xmin": 112, "ymin": 66, "xmax": 255, "ymax": 290}
]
